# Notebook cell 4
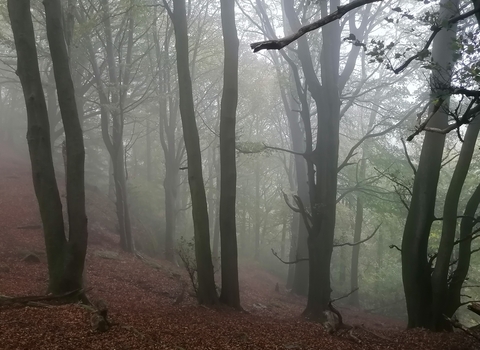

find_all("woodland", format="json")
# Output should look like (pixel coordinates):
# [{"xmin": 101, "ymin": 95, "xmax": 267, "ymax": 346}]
[{"xmin": 1, "ymin": 0, "xmax": 480, "ymax": 348}]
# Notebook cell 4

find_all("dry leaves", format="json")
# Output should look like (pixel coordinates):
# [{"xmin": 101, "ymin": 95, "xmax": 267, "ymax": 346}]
[{"xmin": 0, "ymin": 143, "xmax": 478, "ymax": 350}]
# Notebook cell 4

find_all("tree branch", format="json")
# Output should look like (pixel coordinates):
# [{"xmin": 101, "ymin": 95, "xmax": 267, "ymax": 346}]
[
  {"xmin": 334, "ymin": 223, "xmax": 381, "ymax": 247},
  {"xmin": 271, "ymin": 248, "xmax": 309, "ymax": 264},
  {"xmin": 389, "ymin": 244, "xmax": 402, "ymax": 252},
  {"xmin": 393, "ymin": 7, "xmax": 480, "ymax": 74},
  {"xmin": 401, "ymin": 138, "xmax": 416, "ymax": 175},
  {"xmin": 250, "ymin": 0, "xmax": 382, "ymax": 52}
]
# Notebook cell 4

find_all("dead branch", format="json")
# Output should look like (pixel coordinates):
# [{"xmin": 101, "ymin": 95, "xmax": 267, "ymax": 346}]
[
  {"xmin": 271, "ymin": 248, "xmax": 309, "ymax": 264},
  {"xmin": 468, "ymin": 302, "xmax": 480, "ymax": 316},
  {"xmin": 389, "ymin": 244, "xmax": 402, "ymax": 252},
  {"xmin": 282, "ymin": 191, "xmax": 301, "ymax": 214},
  {"xmin": 293, "ymin": 195, "xmax": 313, "ymax": 233},
  {"xmin": 334, "ymin": 224, "xmax": 381, "ymax": 247},
  {"xmin": 250, "ymin": 0, "xmax": 382, "ymax": 52},
  {"xmin": 0, "ymin": 288, "xmax": 86, "ymax": 306},
  {"xmin": 444, "ymin": 314, "xmax": 480, "ymax": 342},
  {"xmin": 331, "ymin": 288, "xmax": 359, "ymax": 304}
]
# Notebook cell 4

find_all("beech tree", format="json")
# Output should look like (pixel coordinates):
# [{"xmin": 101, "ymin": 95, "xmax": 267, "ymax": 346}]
[
  {"xmin": 218, "ymin": 0, "xmax": 241, "ymax": 307},
  {"xmin": 167, "ymin": 0, "xmax": 218, "ymax": 304},
  {"xmin": 8, "ymin": 0, "xmax": 88, "ymax": 294}
]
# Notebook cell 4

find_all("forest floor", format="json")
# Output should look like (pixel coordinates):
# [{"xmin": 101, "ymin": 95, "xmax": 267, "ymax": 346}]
[{"xmin": 0, "ymin": 142, "xmax": 478, "ymax": 350}]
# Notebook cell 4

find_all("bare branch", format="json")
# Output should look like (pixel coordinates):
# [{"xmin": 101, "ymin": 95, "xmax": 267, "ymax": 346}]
[
  {"xmin": 389, "ymin": 244, "xmax": 402, "ymax": 252},
  {"xmin": 250, "ymin": 0, "xmax": 382, "ymax": 52},
  {"xmin": 282, "ymin": 191, "xmax": 301, "ymax": 213},
  {"xmin": 331, "ymin": 288, "xmax": 359, "ymax": 303},
  {"xmin": 393, "ymin": 7, "xmax": 480, "ymax": 74},
  {"xmin": 401, "ymin": 138, "xmax": 416, "ymax": 175},
  {"xmin": 334, "ymin": 223, "xmax": 381, "ymax": 247},
  {"xmin": 271, "ymin": 248, "xmax": 309, "ymax": 264}
]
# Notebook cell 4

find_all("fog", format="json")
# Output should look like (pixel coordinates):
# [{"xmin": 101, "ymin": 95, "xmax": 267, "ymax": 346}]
[{"xmin": 1, "ymin": 0, "xmax": 480, "ymax": 346}]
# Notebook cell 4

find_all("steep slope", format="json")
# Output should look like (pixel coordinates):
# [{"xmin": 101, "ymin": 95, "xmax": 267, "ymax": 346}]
[{"xmin": 0, "ymin": 142, "xmax": 477, "ymax": 350}]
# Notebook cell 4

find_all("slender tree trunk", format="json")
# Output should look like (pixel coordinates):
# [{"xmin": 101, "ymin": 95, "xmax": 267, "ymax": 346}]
[
  {"xmin": 212, "ymin": 166, "xmax": 220, "ymax": 261},
  {"xmin": 350, "ymin": 196, "xmax": 363, "ymax": 306},
  {"xmin": 446, "ymin": 181, "xmax": 480, "ymax": 315},
  {"xmin": 254, "ymin": 162, "xmax": 261, "ymax": 260},
  {"xmin": 286, "ymin": 212, "xmax": 298, "ymax": 289},
  {"xmin": 218, "ymin": 0, "xmax": 240, "ymax": 308},
  {"xmin": 170, "ymin": 0, "xmax": 217, "ymax": 304},
  {"xmin": 146, "ymin": 119, "xmax": 152, "ymax": 182},
  {"xmin": 280, "ymin": 214, "xmax": 288, "ymax": 259}
]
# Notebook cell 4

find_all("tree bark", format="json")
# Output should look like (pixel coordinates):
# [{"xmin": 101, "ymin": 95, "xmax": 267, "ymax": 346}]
[
  {"xmin": 170, "ymin": 0, "xmax": 218, "ymax": 304},
  {"xmin": 218, "ymin": 0, "xmax": 240, "ymax": 308}
]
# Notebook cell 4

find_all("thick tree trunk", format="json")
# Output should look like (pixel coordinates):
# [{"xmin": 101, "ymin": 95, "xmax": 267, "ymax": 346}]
[
  {"xmin": 171, "ymin": 0, "xmax": 218, "ymax": 304},
  {"xmin": 8, "ymin": 0, "xmax": 67, "ymax": 293},
  {"xmin": 218, "ymin": 0, "xmax": 240, "ymax": 308},
  {"xmin": 44, "ymin": 0, "xmax": 88, "ymax": 292},
  {"xmin": 401, "ymin": 0, "xmax": 458, "ymax": 329}
]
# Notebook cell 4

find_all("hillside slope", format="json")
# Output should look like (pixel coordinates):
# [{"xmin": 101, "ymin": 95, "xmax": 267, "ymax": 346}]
[{"xmin": 0, "ymin": 143, "xmax": 476, "ymax": 349}]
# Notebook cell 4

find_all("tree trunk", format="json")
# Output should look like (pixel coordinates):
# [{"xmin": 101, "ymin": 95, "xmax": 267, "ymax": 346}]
[
  {"xmin": 286, "ymin": 212, "xmax": 298, "ymax": 289},
  {"xmin": 170, "ymin": 0, "xmax": 218, "ymax": 304},
  {"xmin": 446, "ymin": 181, "xmax": 480, "ymax": 315},
  {"xmin": 432, "ymin": 117, "xmax": 480, "ymax": 326},
  {"xmin": 254, "ymin": 162, "xmax": 261, "ymax": 260},
  {"xmin": 8, "ymin": 0, "xmax": 67, "ymax": 293},
  {"xmin": 401, "ymin": 0, "xmax": 458, "ymax": 329},
  {"xmin": 44, "ymin": 0, "xmax": 88, "ymax": 292},
  {"xmin": 350, "ymin": 196, "xmax": 363, "ymax": 307},
  {"xmin": 218, "ymin": 0, "xmax": 240, "ymax": 308}
]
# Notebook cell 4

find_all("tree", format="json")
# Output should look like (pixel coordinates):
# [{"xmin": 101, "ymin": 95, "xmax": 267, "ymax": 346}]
[
  {"xmin": 401, "ymin": 0, "xmax": 459, "ymax": 330},
  {"xmin": 218, "ymin": 0, "xmax": 241, "ymax": 308},
  {"xmin": 167, "ymin": 0, "xmax": 218, "ymax": 305},
  {"xmin": 8, "ymin": 0, "xmax": 88, "ymax": 294}
]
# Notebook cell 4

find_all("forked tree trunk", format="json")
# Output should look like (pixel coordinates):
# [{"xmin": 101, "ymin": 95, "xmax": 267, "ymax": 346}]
[
  {"xmin": 44, "ymin": 0, "xmax": 88, "ymax": 292},
  {"xmin": 401, "ymin": 0, "xmax": 458, "ymax": 329},
  {"xmin": 9, "ymin": 0, "xmax": 67, "ymax": 293},
  {"xmin": 9, "ymin": 0, "xmax": 88, "ymax": 294}
]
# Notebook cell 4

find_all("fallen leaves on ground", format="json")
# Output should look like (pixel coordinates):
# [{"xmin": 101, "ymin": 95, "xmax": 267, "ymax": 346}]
[{"xmin": 0, "ymin": 143, "xmax": 478, "ymax": 350}]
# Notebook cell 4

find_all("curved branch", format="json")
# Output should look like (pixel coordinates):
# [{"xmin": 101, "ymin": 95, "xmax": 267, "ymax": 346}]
[
  {"xmin": 334, "ymin": 223, "xmax": 381, "ymax": 247},
  {"xmin": 271, "ymin": 248, "xmax": 309, "ymax": 264}
]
